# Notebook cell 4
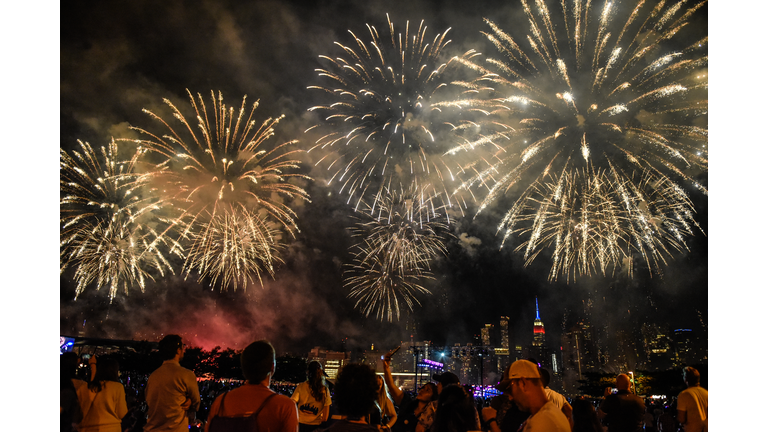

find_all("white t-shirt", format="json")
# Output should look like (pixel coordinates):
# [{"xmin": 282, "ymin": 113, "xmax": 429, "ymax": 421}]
[
  {"xmin": 522, "ymin": 401, "xmax": 570, "ymax": 432},
  {"xmin": 290, "ymin": 381, "xmax": 332, "ymax": 425},
  {"xmin": 677, "ymin": 386, "xmax": 708, "ymax": 432},
  {"xmin": 544, "ymin": 387, "xmax": 568, "ymax": 409}
]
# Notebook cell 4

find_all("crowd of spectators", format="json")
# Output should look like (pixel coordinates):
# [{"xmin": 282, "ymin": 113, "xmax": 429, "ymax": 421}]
[{"xmin": 61, "ymin": 337, "xmax": 706, "ymax": 432}]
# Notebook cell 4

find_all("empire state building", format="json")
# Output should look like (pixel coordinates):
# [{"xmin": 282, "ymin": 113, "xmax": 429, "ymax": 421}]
[{"xmin": 533, "ymin": 297, "xmax": 546, "ymax": 347}]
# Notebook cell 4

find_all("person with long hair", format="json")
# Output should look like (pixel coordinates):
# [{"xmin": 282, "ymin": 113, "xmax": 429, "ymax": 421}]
[
  {"xmin": 78, "ymin": 357, "xmax": 128, "ymax": 432},
  {"xmin": 430, "ymin": 384, "xmax": 481, "ymax": 432},
  {"xmin": 369, "ymin": 375, "xmax": 397, "ymax": 431},
  {"xmin": 571, "ymin": 397, "xmax": 604, "ymax": 432},
  {"xmin": 291, "ymin": 360, "xmax": 333, "ymax": 432},
  {"xmin": 381, "ymin": 353, "xmax": 438, "ymax": 432}
]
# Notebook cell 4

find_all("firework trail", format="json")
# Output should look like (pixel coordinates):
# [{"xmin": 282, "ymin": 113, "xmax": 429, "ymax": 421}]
[
  {"xmin": 184, "ymin": 204, "xmax": 284, "ymax": 291},
  {"xmin": 440, "ymin": 0, "xmax": 707, "ymax": 280},
  {"xmin": 306, "ymin": 14, "xmax": 470, "ymax": 219},
  {"xmin": 125, "ymin": 90, "xmax": 311, "ymax": 291},
  {"xmin": 60, "ymin": 139, "xmax": 178, "ymax": 302},
  {"xmin": 344, "ymin": 184, "xmax": 451, "ymax": 321}
]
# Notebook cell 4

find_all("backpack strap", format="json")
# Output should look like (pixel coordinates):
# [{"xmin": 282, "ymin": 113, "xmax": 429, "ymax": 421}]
[
  {"xmin": 211, "ymin": 390, "xmax": 277, "ymax": 423},
  {"xmin": 250, "ymin": 393, "xmax": 278, "ymax": 419},
  {"xmin": 217, "ymin": 391, "xmax": 230, "ymax": 417}
]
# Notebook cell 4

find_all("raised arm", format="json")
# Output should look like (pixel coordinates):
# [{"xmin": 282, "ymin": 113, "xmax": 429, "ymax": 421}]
[
  {"xmin": 481, "ymin": 406, "xmax": 501, "ymax": 432},
  {"xmin": 382, "ymin": 355, "xmax": 404, "ymax": 406}
]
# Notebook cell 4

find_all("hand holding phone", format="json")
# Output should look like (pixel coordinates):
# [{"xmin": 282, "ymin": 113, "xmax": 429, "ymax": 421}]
[{"xmin": 383, "ymin": 345, "xmax": 401, "ymax": 362}]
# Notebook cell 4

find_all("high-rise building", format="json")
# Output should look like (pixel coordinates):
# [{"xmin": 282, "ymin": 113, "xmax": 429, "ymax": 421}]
[
  {"xmin": 533, "ymin": 298, "xmax": 546, "ymax": 347},
  {"xmin": 500, "ymin": 316, "xmax": 510, "ymax": 350},
  {"xmin": 640, "ymin": 323, "xmax": 673, "ymax": 370},
  {"xmin": 527, "ymin": 297, "xmax": 550, "ymax": 369},
  {"xmin": 613, "ymin": 329, "xmax": 639, "ymax": 372},
  {"xmin": 496, "ymin": 316, "xmax": 510, "ymax": 372},
  {"xmin": 514, "ymin": 345, "xmax": 524, "ymax": 361},
  {"xmin": 308, "ymin": 346, "xmax": 350, "ymax": 380},
  {"xmin": 481, "ymin": 324, "xmax": 493, "ymax": 347},
  {"xmin": 672, "ymin": 328, "xmax": 694, "ymax": 367},
  {"xmin": 560, "ymin": 319, "xmax": 600, "ymax": 395}
]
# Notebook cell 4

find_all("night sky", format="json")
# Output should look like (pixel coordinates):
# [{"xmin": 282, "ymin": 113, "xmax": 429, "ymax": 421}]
[{"xmin": 55, "ymin": 0, "xmax": 714, "ymax": 357}]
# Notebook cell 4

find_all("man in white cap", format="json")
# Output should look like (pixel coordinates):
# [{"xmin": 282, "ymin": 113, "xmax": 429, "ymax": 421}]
[{"xmin": 506, "ymin": 359, "xmax": 570, "ymax": 432}]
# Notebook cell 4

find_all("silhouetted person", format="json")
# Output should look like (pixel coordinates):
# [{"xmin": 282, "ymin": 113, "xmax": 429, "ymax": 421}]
[
  {"xmin": 317, "ymin": 363, "xmax": 380, "ymax": 432},
  {"xmin": 144, "ymin": 335, "xmax": 200, "ymax": 432},
  {"xmin": 61, "ymin": 353, "xmax": 83, "ymax": 432},
  {"xmin": 598, "ymin": 374, "xmax": 644, "ymax": 432},
  {"xmin": 570, "ymin": 397, "xmax": 603, "ymax": 432},
  {"xmin": 676, "ymin": 367, "xmax": 707, "ymax": 432},
  {"xmin": 205, "ymin": 340, "xmax": 299, "ymax": 432},
  {"xmin": 431, "ymin": 384, "xmax": 481, "ymax": 432}
]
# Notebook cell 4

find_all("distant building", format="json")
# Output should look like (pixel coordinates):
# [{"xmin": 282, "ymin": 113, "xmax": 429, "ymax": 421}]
[
  {"xmin": 495, "ymin": 316, "xmax": 510, "ymax": 372},
  {"xmin": 613, "ymin": 329, "xmax": 639, "ymax": 372},
  {"xmin": 481, "ymin": 324, "xmax": 493, "ymax": 347},
  {"xmin": 533, "ymin": 298, "xmax": 546, "ymax": 348},
  {"xmin": 500, "ymin": 316, "xmax": 510, "ymax": 350},
  {"xmin": 672, "ymin": 328, "xmax": 695, "ymax": 367},
  {"xmin": 560, "ymin": 327, "xmax": 583, "ymax": 395},
  {"xmin": 308, "ymin": 346, "xmax": 350, "ymax": 380},
  {"xmin": 526, "ymin": 297, "xmax": 550, "ymax": 369},
  {"xmin": 449, "ymin": 343, "xmax": 496, "ymax": 386},
  {"xmin": 640, "ymin": 323, "xmax": 673, "ymax": 370},
  {"xmin": 513, "ymin": 345, "xmax": 524, "ymax": 361}
]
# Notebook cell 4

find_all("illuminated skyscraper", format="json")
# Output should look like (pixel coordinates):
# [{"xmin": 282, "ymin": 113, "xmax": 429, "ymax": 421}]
[
  {"xmin": 525, "ymin": 297, "xmax": 550, "ymax": 369},
  {"xmin": 481, "ymin": 324, "xmax": 492, "ymax": 347},
  {"xmin": 533, "ymin": 297, "xmax": 546, "ymax": 347},
  {"xmin": 500, "ymin": 316, "xmax": 509, "ymax": 350}
]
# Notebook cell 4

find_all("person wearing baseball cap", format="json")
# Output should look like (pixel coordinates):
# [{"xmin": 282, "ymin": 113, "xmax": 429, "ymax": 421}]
[
  {"xmin": 506, "ymin": 360, "xmax": 570, "ymax": 432},
  {"xmin": 482, "ymin": 363, "xmax": 529, "ymax": 432}
]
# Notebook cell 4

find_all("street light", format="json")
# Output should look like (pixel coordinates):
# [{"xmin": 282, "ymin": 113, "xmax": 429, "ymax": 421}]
[{"xmin": 628, "ymin": 371, "xmax": 635, "ymax": 394}]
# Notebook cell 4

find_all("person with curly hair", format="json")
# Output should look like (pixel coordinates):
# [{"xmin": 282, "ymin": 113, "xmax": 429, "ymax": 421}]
[{"xmin": 317, "ymin": 363, "xmax": 380, "ymax": 432}]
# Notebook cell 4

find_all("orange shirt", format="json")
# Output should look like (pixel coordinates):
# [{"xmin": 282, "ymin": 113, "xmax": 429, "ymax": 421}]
[{"xmin": 205, "ymin": 383, "xmax": 299, "ymax": 432}]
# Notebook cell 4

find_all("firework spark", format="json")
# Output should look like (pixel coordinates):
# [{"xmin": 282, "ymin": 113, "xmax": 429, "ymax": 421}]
[
  {"xmin": 183, "ymin": 204, "xmax": 284, "ymax": 290},
  {"xmin": 344, "ymin": 184, "xmax": 451, "ymax": 321},
  {"xmin": 441, "ymin": 0, "xmax": 707, "ymax": 280},
  {"xmin": 60, "ymin": 139, "xmax": 178, "ymax": 302},
  {"xmin": 126, "ymin": 90, "xmax": 311, "ymax": 290},
  {"xmin": 307, "ymin": 14, "xmax": 469, "ymax": 218}
]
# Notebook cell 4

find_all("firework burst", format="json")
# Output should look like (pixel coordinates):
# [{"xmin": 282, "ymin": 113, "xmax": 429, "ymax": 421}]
[
  {"xmin": 307, "ymin": 14, "xmax": 470, "ymax": 218},
  {"xmin": 441, "ymin": 0, "xmax": 707, "ymax": 280},
  {"xmin": 183, "ymin": 204, "xmax": 284, "ymax": 290},
  {"xmin": 60, "ymin": 139, "xmax": 178, "ymax": 302},
  {"xmin": 344, "ymin": 184, "xmax": 451, "ymax": 321},
  {"xmin": 126, "ymin": 90, "xmax": 311, "ymax": 290}
]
